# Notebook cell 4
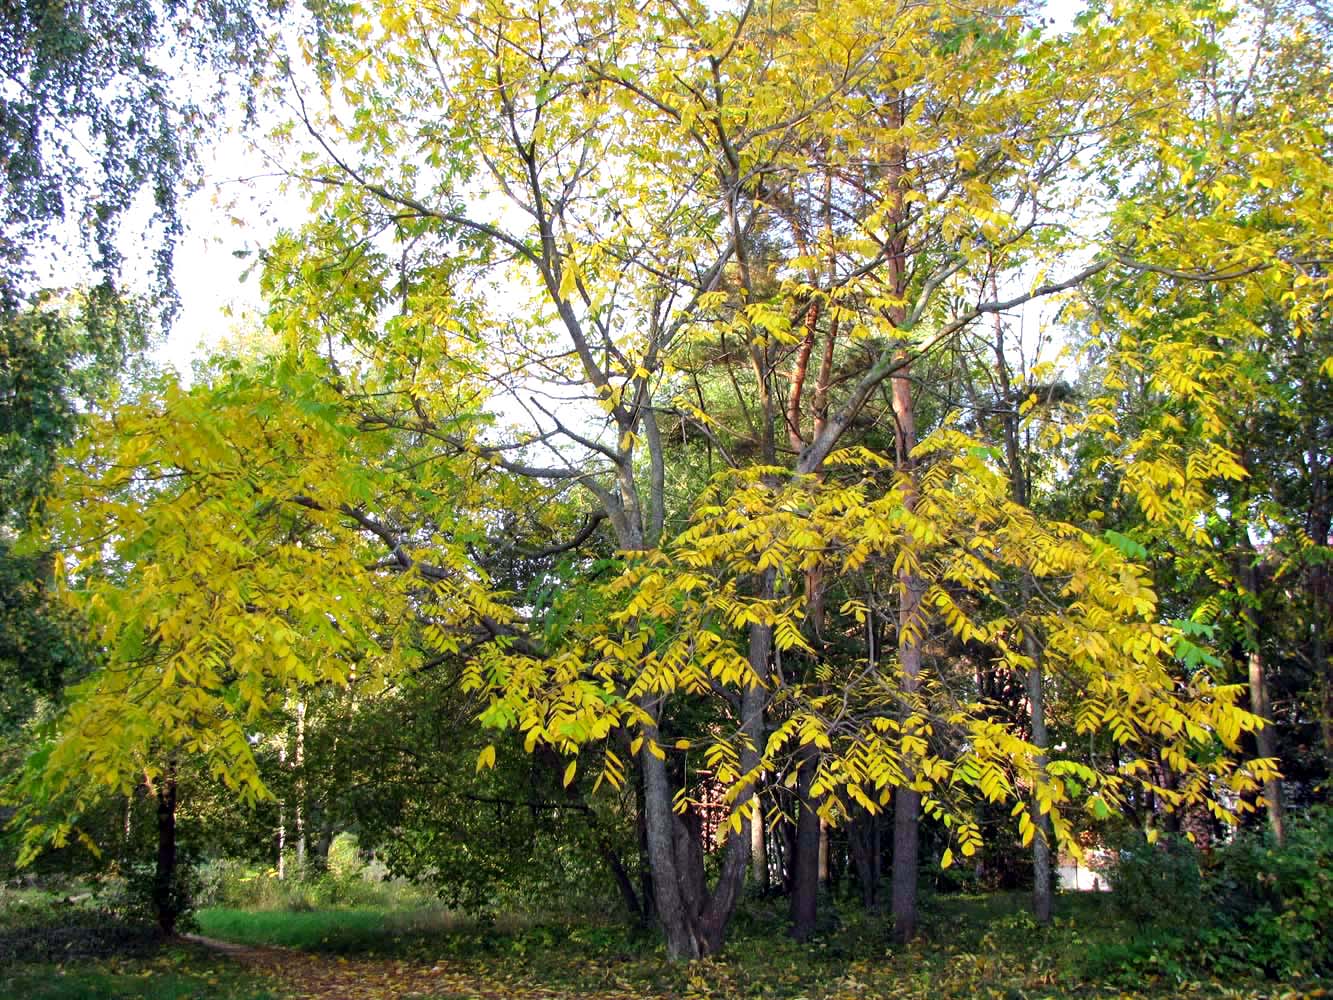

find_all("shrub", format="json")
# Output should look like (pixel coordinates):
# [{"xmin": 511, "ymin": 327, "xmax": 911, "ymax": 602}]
[
  {"xmin": 1091, "ymin": 807, "xmax": 1333, "ymax": 982},
  {"xmin": 100, "ymin": 856, "xmax": 200, "ymax": 933},
  {"xmin": 1104, "ymin": 831, "xmax": 1207, "ymax": 929},
  {"xmin": 1200, "ymin": 805, "xmax": 1333, "ymax": 979}
]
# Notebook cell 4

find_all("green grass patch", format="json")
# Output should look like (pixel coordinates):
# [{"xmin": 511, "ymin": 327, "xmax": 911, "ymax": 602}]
[{"xmin": 197, "ymin": 906, "xmax": 394, "ymax": 952}]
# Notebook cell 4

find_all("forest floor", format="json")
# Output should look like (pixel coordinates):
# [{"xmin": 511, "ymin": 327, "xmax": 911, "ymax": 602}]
[
  {"xmin": 183, "ymin": 893, "xmax": 1326, "ymax": 1000},
  {"xmin": 4, "ymin": 891, "xmax": 1328, "ymax": 999}
]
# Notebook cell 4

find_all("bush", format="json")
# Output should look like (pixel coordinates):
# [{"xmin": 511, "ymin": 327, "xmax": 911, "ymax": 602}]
[
  {"xmin": 1091, "ymin": 807, "xmax": 1333, "ymax": 982},
  {"xmin": 195, "ymin": 857, "xmax": 252, "ymax": 908},
  {"xmin": 1199, "ymin": 805, "xmax": 1333, "ymax": 979},
  {"xmin": 99, "ymin": 856, "xmax": 200, "ymax": 933},
  {"xmin": 1104, "ymin": 831, "xmax": 1207, "ymax": 929}
]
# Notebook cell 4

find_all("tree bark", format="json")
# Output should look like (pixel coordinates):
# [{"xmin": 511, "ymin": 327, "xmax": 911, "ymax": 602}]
[
  {"xmin": 1247, "ymin": 646, "xmax": 1286, "ymax": 845},
  {"xmin": 789, "ymin": 747, "xmax": 821, "ymax": 940},
  {"xmin": 992, "ymin": 304, "xmax": 1054, "ymax": 923},
  {"xmin": 890, "ymin": 785, "xmax": 920, "ymax": 944},
  {"xmin": 751, "ymin": 786, "xmax": 769, "ymax": 892},
  {"xmin": 295, "ymin": 700, "xmax": 307, "ymax": 874},
  {"xmin": 1026, "ymin": 652, "xmax": 1053, "ymax": 923},
  {"xmin": 818, "ymin": 818, "xmax": 830, "ymax": 887},
  {"xmin": 849, "ymin": 807, "xmax": 881, "ymax": 909},
  {"xmin": 1239, "ymin": 547, "xmax": 1286, "ymax": 845},
  {"xmin": 890, "ymin": 346, "xmax": 924, "ymax": 945},
  {"xmin": 153, "ymin": 763, "xmax": 179, "ymax": 936}
]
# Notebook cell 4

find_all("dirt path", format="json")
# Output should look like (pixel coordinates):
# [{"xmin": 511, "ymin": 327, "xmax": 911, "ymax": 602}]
[{"xmin": 181, "ymin": 933, "xmax": 647, "ymax": 1000}]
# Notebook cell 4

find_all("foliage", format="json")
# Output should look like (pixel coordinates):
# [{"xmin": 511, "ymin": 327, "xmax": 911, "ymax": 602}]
[
  {"xmin": 2, "ymin": 935, "xmax": 275, "ymax": 1000},
  {"xmin": 8, "ymin": 0, "xmax": 1332, "ymax": 966},
  {"xmin": 325, "ymin": 832, "xmax": 364, "ymax": 882},
  {"xmin": 1094, "ymin": 807, "xmax": 1333, "ymax": 982},
  {"xmin": 0, "ymin": 889, "xmax": 161, "ymax": 964},
  {"xmin": 0, "ymin": 290, "xmax": 152, "ymax": 743},
  {"xmin": 1104, "ymin": 832, "xmax": 1208, "ymax": 930},
  {"xmin": 6, "ymin": 359, "xmax": 493, "ymax": 856},
  {"xmin": 307, "ymin": 668, "xmax": 638, "ymax": 917},
  {"xmin": 0, "ymin": 0, "xmax": 274, "ymax": 305},
  {"xmin": 1200, "ymin": 806, "xmax": 1333, "ymax": 979},
  {"xmin": 471, "ymin": 435, "xmax": 1273, "ymax": 855},
  {"xmin": 107, "ymin": 857, "xmax": 201, "ymax": 934}
]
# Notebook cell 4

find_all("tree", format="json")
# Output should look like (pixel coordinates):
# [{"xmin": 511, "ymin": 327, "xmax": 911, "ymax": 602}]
[
  {"xmin": 254, "ymin": 0, "xmax": 1286, "ymax": 954},
  {"xmin": 12, "ymin": 0, "xmax": 1321, "ymax": 958},
  {"xmin": 6, "ymin": 354, "xmax": 496, "ymax": 929},
  {"xmin": 1065, "ymin": 0, "xmax": 1333, "ymax": 841},
  {"xmin": 1, "ymin": 0, "xmax": 274, "ymax": 308}
]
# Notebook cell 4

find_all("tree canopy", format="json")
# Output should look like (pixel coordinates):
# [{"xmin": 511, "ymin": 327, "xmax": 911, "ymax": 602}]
[{"xmin": 5, "ymin": 0, "xmax": 1330, "ymax": 961}]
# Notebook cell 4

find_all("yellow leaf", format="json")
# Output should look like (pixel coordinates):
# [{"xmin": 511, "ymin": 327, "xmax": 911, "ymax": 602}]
[
  {"xmin": 563, "ymin": 760, "xmax": 577, "ymax": 787},
  {"xmin": 558, "ymin": 264, "xmax": 578, "ymax": 302},
  {"xmin": 476, "ymin": 745, "xmax": 496, "ymax": 771}
]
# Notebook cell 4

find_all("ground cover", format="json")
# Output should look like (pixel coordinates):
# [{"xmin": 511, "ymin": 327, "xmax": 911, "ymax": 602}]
[
  {"xmin": 190, "ymin": 893, "xmax": 1329, "ymax": 1000},
  {"xmin": 0, "ymin": 886, "xmax": 275, "ymax": 999},
  {"xmin": 5, "ymin": 884, "xmax": 1326, "ymax": 999}
]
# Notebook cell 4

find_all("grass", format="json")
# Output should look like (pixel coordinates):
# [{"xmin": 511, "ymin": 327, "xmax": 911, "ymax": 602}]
[
  {"xmin": 8, "ymin": 887, "xmax": 1326, "ymax": 998},
  {"xmin": 193, "ymin": 891, "xmax": 1325, "ymax": 998},
  {"xmin": 0, "ymin": 940, "xmax": 277, "ymax": 1000},
  {"xmin": 0, "ymin": 887, "xmax": 277, "ymax": 1000},
  {"xmin": 196, "ymin": 905, "xmax": 397, "ymax": 951}
]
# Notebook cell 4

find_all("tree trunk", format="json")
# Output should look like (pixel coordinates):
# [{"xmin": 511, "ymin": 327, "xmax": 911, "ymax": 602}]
[
  {"xmin": 1239, "ymin": 548, "xmax": 1286, "ymax": 845},
  {"xmin": 849, "ymin": 807, "xmax": 881, "ymax": 909},
  {"xmin": 1248, "ymin": 647, "xmax": 1286, "ymax": 845},
  {"xmin": 751, "ymin": 786, "xmax": 769, "ymax": 892},
  {"xmin": 890, "ymin": 785, "xmax": 920, "ymax": 944},
  {"xmin": 639, "ymin": 727, "xmax": 704, "ymax": 959},
  {"xmin": 789, "ymin": 748, "xmax": 821, "ymax": 940},
  {"xmin": 993, "ymin": 293, "xmax": 1054, "ymax": 923},
  {"xmin": 818, "ymin": 818, "xmax": 830, "ymax": 887},
  {"xmin": 634, "ymin": 762, "xmax": 656, "ymax": 923},
  {"xmin": 153, "ymin": 764, "xmax": 179, "ymax": 935},
  {"xmin": 1026, "ymin": 652, "xmax": 1053, "ymax": 923},
  {"xmin": 295, "ymin": 700, "xmax": 307, "ymax": 874},
  {"xmin": 890, "ymin": 344, "xmax": 924, "ymax": 944}
]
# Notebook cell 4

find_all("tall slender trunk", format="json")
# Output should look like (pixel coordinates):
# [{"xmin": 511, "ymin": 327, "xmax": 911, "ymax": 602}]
[
  {"xmin": 849, "ymin": 808, "xmax": 881, "ymax": 909},
  {"xmin": 153, "ymin": 762, "xmax": 179, "ymax": 935},
  {"xmin": 1239, "ymin": 543, "xmax": 1286, "ymax": 845},
  {"xmin": 993, "ymin": 306, "xmax": 1053, "ymax": 923},
  {"xmin": 790, "ymin": 746, "xmax": 821, "ymax": 940},
  {"xmin": 1025, "ymin": 643, "xmax": 1053, "ymax": 923},
  {"xmin": 295, "ymin": 700, "xmax": 306, "ymax": 873},
  {"xmin": 1309, "ymin": 506, "xmax": 1332, "ymax": 772},
  {"xmin": 277, "ymin": 743, "xmax": 287, "ymax": 880},
  {"xmin": 751, "ymin": 786, "xmax": 769, "ymax": 891},
  {"xmin": 1247, "ymin": 647, "xmax": 1286, "ymax": 845},
  {"xmin": 818, "ymin": 819, "xmax": 830, "ymax": 886},
  {"xmin": 890, "ymin": 350, "xmax": 924, "ymax": 944},
  {"xmin": 634, "ymin": 762, "xmax": 656, "ymax": 923}
]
